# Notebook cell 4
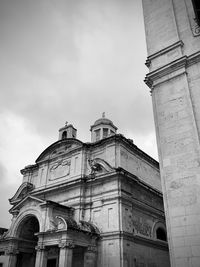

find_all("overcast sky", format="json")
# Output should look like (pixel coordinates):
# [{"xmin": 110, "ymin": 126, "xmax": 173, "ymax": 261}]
[{"xmin": 0, "ymin": 0, "xmax": 157, "ymax": 227}]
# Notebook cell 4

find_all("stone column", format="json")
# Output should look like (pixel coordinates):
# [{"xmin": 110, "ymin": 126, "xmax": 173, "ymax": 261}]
[
  {"xmin": 84, "ymin": 246, "xmax": 97, "ymax": 267},
  {"xmin": 35, "ymin": 244, "xmax": 46, "ymax": 267},
  {"xmin": 5, "ymin": 247, "xmax": 19, "ymax": 267},
  {"xmin": 58, "ymin": 241, "xmax": 74, "ymax": 267}
]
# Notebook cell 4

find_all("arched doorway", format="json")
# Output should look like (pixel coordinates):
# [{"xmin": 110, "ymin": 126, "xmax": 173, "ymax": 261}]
[{"xmin": 16, "ymin": 216, "xmax": 39, "ymax": 267}]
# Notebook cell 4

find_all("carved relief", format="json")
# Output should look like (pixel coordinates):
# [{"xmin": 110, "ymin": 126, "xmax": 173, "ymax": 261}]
[
  {"xmin": 192, "ymin": 18, "xmax": 200, "ymax": 36},
  {"xmin": 132, "ymin": 218, "xmax": 151, "ymax": 237},
  {"xmin": 56, "ymin": 216, "xmax": 67, "ymax": 230},
  {"xmin": 49, "ymin": 159, "xmax": 71, "ymax": 180},
  {"xmin": 59, "ymin": 241, "xmax": 74, "ymax": 249},
  {"xmin": 5, "ymin": 247, "xmax": 19, "ymax": 255},
  {"xmin": 88, "ymin": 158, "xmax": 114, "ymax": 176}
]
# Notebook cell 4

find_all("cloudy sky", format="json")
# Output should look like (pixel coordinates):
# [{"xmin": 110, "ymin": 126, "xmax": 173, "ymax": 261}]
[{"xmin": 0, "ymin": 0, "xmax": 157, "ymax": 227}]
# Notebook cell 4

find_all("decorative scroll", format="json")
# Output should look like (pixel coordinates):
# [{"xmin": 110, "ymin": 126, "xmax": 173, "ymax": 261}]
[
  {"xmin": 49, "ymin": 159, "xmax": 71, "ymax": 180},
  {"xmin": 193, "ymin": 18, "xmax": 200, "ymax": 36},
  {"xmin": 88, "ymin": 158, "xmax": 114, "ymax": 177}
]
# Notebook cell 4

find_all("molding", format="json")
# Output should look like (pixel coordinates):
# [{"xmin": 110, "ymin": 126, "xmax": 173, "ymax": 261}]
[
  {"xmin": 100, "ymin": 231, "xmax": 168, "ymax": 250},
  {"xmin": 9, "ymin": 182, "xmax": 34, "ymax": 205},
  {"xmin": 145, "ymin": 56, "xmax": 187, "ymax": 89},
  {"xmin": 145, "ymin": 51, "xmax": 200, "ymax": 90},
  {"xmin": 145, "ymin": 41, "xmax": 184, "ymax": 67}
]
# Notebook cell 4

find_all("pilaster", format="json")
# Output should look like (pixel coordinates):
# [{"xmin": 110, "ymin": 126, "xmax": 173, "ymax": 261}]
[
  {"xmin": 35, "ymin": 244, "xmax": 46, "ymax": 267},
  {"xmin": 5, "ymin": 247, "xmax": 19, "ymax": 267},
  {"xmin": 84, "ymin": 246, "xmax": 97, "ymax": 267},
  {"xmin": 58, "ymin": 241, "xmax": 74, "ymax": 267}
]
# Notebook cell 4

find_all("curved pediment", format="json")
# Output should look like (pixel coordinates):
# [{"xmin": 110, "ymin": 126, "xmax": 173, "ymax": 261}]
[
  {"xmin": 88, "ymin": 158, "xmax": 114, "ymax": 176},
  {"xmin": 36, "ymin": 139, "xmax": 84, "ymax": 163},
  {"xmin": 9, "ymin": 182, "xmax": 34, "ymax": 205}
]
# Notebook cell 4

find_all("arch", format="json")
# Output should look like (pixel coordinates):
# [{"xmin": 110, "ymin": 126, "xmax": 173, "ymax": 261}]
[
  {"xmin": 10, "ymin": 208, "xmax": 43, "ymax": 238},
  {"xmin": 16, "ymin": 215, "xmax": 39, "ymax": 241},
  {"xmin": 152, "ymin": 221, "xmax": 167, "ymax": 242},
  {"xmin": 62, "ymin": 131, "xmax": 67, "ymax": 139},
  {"xmin": 14, "ymin": 214, "xmax": 40, "ymax": 267},
  {"xmin": 156, "ymin": 227, "xmax": 167, "ymax": 241}
]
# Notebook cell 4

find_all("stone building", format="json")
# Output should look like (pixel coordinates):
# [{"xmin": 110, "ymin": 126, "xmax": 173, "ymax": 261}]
[
  {"xmin": 0, "ymin": 115, "xmax": 169, "ymax": 267},
  {"xmin": 142, "ymin": 0, "xmax": 200, "ymax": 266}
]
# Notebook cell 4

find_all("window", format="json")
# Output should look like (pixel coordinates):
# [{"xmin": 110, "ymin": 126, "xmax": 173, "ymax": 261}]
[
  {"xmin": 62, "ymin": 131, "xmax": 67, "ymax": 139},
  {"xmin": 103, "ymin": 128, "xmax": 108, "ymax": 139},
  {"xmin": 192, "ymin": 0, "xmax": 200, "ymax": 25},
  {"xmin": 95, "ymin": 129, "xmax": 100, "ymax": 141},
  {"xmin": 156, "ymin": 227, "xmax": 167, "ymax": 241}
]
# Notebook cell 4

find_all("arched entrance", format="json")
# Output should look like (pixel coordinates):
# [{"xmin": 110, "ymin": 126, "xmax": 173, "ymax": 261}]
[{"xmin": 16, "ymin": 216, "xmax": 39, "ymax": 267}]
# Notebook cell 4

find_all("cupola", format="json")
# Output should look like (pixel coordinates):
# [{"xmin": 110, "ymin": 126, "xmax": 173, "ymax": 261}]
[
  {"xmin": 58, "ymin": 122, "xmax": 77, "ymax": 140},
  {"xmin": 90, "ymin": 113, "xmax": 117, "ymax": 142}
]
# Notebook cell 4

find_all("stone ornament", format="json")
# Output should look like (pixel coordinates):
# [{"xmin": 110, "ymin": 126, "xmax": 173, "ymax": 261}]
[
  {"xmin": 55, "ymin": 216, "xmax": 67, "ymax": 231},
  {"xmin": 88, "ymin": 158, "xmax": 114, "ymax": 177},
  {"xmin": 5, "ymin": 247, "xmax": 19, "ymax": 255},
  {"xmin": 87, "ymin": 246, "xmax": 97, "ymax": 253},
  {"xmin": 49, "ymin": 159, "xmax": 71, "ymax": 180},
  {"xmin": 35, "ymin": 244, "xmax": 45, "ymax": 251},
  {"xmin": 59, "ymin": 241, "xmax": 75, "ymax": 249}
]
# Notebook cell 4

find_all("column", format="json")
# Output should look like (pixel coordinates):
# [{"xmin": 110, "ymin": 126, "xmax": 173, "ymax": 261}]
[
  {"xmin": 5, "ymin": 247, "xmax": 19, "ymax": 267},
  {"xmin": 35, "ymin": 244, "xmax": 46, "ymax": 267},
  {"xmin": 84, "ymin": 246, "xmax": 97, "ymax": 267},
  {"xmin": 58, "ymin": 241, "xmax": 74, "ymax": 267}
]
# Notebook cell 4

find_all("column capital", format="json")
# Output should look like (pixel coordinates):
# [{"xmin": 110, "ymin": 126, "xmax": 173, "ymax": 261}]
[
  {"xmin": 59, "ymin": 241, "xmax": 75, "ymax": 249},
  {"xmin": 35, "ymin": 244, "xmax": 45, "ymax": 251},
  {"xmin": 87, "ymin": 245, "xmax": 97, "ymax": 253},
  {"xmin": 5, "ymin": 247, "xmax": 19, "ymax": 256}
]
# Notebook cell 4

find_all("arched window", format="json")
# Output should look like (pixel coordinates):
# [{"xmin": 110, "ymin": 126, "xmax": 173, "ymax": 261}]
[
  {"xmin": 192, "ymin": 0, "xmax": 200, "ymax": 25},
  {"xmin": 62, "ymin": 131, "xmax": 67, "ymax": 139},
  {"xmin": 156, "ymin": 227, "xmax": 167, "ymax": 241}
]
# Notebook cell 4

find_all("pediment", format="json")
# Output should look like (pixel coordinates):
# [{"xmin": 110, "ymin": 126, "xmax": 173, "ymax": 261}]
[
  {"xmin": 9, "ymin": 182, "xmax": 34, "ymax": 205},
  {"xmin": 36, "ymin": 139, "xmax": 83, "ymax": 163},
  {"xmin": 88, "ymin": 158, "xmax": 114, "ymax": 176},
  {"xmin": 9, "ymin": 195, "xmax": 45, "ymax": 215}
]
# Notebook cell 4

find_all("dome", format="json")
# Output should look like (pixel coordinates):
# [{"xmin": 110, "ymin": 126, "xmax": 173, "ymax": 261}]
[
  {"xmin": 91, "ymin": 113, "xmax": 117, "ymax": 130},
  {"xmin": 94, "ymin": 117, "xmax": 113, "ymax": 126}
]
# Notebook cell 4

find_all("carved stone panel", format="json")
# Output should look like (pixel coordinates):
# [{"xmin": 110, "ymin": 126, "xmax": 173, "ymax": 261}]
[{"xmin": 49, "ymin": 159, "xmax": 71, "ymax": 180}]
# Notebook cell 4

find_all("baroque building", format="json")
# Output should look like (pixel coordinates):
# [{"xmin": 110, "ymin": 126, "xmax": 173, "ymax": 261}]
[
  {"xmin": 142, "ymin": 0, "xmax": 200, "ymax": 266},
  {"xmin": 0, "ymin": 115, "xmax": 169, "ymax": 267}
]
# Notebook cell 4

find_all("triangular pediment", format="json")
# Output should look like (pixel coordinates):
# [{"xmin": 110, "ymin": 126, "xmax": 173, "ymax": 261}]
[
  {"xmin": 36, "ymin": 139, "xmax": 83, "ymax": 163},
  {"xmin": 9, "ymin": 182, "xmax": 34, "ymax": 205},
  {"xmin": 9, "ymin": 195, "xmax": 45, "ymax": 215}
]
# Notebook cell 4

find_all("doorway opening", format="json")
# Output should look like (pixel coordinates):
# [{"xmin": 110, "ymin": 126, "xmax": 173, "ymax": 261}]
[{"xmin": 16, "ymin": 216, "xmax": 39, "ymax": 267}]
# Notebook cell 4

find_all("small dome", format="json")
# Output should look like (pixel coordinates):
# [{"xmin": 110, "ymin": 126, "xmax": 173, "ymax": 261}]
[
  {"xmin": 90, "ymin": 113, "xmax": 118, "ymax": 142},
  {"xmin": 94, "ymin": 117, "xmax": 113, "ymax": 126},
  {"xmin": 91, "ymin": 112, "xmax": 117, "ymax": 130}
]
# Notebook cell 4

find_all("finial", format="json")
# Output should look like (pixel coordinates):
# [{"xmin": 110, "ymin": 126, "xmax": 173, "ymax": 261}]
[
  {"xmin": 102, "ymin": 112, "xmax": 105, "ymax": 118},
  {"xmin": 65, "ymin": 121, "xmax": 68, "ymax": 126}
]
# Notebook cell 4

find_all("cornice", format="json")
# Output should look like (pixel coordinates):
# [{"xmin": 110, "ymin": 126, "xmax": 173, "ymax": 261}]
[
  {"xmin": 145, "ymin": 40, "xmax": 184, "ymax": 68},
  {"xmin": 145, "ymin": 56, "xmax": 187, "ymax": 89},
  {"xmin": 145, "ymin": 50, "xmax": 200, "ymax": 90}
]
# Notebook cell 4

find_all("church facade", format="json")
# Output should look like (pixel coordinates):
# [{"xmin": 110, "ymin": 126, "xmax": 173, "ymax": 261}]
[{"xmin": 0, "ymin": 116, "xmax": 169, "ymax": 267}]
